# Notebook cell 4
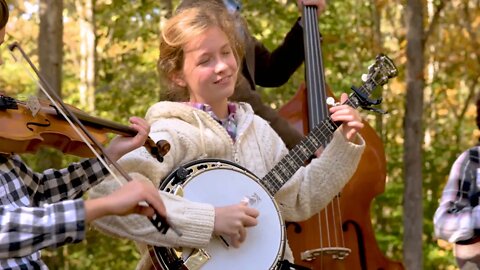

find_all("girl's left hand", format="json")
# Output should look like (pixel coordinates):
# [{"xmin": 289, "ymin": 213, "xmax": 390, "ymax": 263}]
[{"xmin": 329, "ymin": 93, "xmax": 364, "ymax": 142}]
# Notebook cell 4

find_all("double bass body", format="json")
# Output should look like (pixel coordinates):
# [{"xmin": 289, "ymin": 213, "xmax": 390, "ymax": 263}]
[{"xmin": 279, "ymin": 84, "xmax": 403, "ymax": 269}]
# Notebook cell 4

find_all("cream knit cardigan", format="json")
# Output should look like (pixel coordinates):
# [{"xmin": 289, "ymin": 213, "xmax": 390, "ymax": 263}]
[{"xmin": 89, "ymin": 101, "xmax": 365, "ymax": 269}]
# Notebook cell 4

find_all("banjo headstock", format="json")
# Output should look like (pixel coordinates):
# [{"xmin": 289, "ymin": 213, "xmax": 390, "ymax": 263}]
[
  {"xmin": 348, "ymin": 54, "xmax": 398, "ymax": 112},
  {"xmin": 365, "ymin": 54, "xmax": 398, "ymax": 87}
]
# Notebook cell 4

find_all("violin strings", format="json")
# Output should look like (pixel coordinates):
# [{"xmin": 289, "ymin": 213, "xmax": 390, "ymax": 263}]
[{"xmin": 8, "ymin": 50, "xmax": 126, "ymax": 187}]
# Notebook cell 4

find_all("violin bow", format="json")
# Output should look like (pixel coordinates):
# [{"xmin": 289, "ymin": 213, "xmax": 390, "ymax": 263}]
[{"xmin": 8, "ymin": 42, "xmax": 181, "ymax": 236}]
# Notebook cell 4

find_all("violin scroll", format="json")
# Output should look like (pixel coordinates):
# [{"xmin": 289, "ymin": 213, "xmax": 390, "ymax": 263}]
[{"xmin": 144, "ymin": 138, "xmax": 170, "ymax": 163}]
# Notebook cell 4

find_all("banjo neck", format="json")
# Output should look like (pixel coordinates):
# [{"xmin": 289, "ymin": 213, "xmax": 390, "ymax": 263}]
[
  {"xmin": 260, "ymin": 115, "xmax": 339, "ymax": 195},
  {"xmin": 260, "ymin": 55, "xmax": 396, "ymax": 195}
]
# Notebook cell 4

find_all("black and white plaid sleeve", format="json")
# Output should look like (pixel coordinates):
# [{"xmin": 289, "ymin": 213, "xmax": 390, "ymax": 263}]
[
  {"xmin": 0, "ymin": 199, "xmax": 86, "ymax": 258},
  {"xmin": 0, "ymin": 155, "xmax": 109, "ymax": 259},
  {"xmin": 14, "ymin": 155, "xmax": 110, "ymax": 205}
]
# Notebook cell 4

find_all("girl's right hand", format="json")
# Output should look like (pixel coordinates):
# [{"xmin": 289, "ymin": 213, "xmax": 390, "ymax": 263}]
[{"xmin": 214, "ymin": 202, "xmax": 259, "ymax": 248}]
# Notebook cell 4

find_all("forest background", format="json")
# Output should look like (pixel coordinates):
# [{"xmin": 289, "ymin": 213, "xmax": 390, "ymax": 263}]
[{"xmin": 0, "ymin": 0, "xmax": 478, "ymax": 269}]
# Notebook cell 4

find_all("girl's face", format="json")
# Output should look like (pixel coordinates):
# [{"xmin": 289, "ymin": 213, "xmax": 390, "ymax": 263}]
[{"xmin": 176, "ymin": 26, "xmax": 238, "ymax": 106}]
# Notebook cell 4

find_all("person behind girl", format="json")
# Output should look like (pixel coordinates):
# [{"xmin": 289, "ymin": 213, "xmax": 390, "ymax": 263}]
[
  {"xmin": 0, "ymin": 1, "xmax": 167, "ymax": 269},
  {"xmin": 89, "ymin": 2, "xmax": 365, "ymax": 269}
]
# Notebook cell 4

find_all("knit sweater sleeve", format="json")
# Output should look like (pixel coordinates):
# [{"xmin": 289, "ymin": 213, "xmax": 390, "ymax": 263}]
[
  {"xmin": 273, "ymin": 128, "xmax": 365, "ymax": 222},
  {"xmin": 88, "ymin": 123, "xmax": 216, "ymax": 248}
]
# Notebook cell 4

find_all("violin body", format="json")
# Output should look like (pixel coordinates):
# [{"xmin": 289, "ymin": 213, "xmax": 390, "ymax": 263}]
[
  {"xmin": 280, "ymin": 84, "xmax": 403, "ymax": 270},
  {"xmin": 0, "ymin": 95, "xmax": 109, "ymax": 157}
]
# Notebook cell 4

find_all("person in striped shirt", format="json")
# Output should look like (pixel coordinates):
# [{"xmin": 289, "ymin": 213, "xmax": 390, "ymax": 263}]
[{"xmin": 434, "ymin": 97, "xmax": 480, "ymax": 269}]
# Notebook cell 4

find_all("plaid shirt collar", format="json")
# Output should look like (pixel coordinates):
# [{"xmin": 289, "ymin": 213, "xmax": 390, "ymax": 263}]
[{"xmin": 185, "ymin": 102, "xmax": 238, "ymax": 141}]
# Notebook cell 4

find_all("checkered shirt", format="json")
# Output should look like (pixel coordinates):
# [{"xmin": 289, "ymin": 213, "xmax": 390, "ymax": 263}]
[
  {"xmin": 0, "ymin": 154, "xmax": 109, "ymax": 269},
  {"xmin": 186, "ymin": 102, "xmax": 238, "ymax": 141},
  {"xmin": 434, "ymin": 147, "xmax": 480, "ymax": 243}
]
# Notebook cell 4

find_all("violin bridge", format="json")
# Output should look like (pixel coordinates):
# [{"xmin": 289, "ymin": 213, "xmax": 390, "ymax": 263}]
[{"xmin": 26, "ymin": 95, "xmax": 41, "ymax": 116}]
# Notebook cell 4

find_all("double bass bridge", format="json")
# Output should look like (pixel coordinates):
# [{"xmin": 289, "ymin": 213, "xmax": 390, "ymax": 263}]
[{"xmin": 300, "ymin": 247, "xmax": 351, "ymax": 261}]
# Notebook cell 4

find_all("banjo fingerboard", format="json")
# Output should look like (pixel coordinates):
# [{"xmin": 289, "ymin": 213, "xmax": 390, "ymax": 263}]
[{"xmin": 261, "ymin": 117, "xmax": 339, "ymax": 195}]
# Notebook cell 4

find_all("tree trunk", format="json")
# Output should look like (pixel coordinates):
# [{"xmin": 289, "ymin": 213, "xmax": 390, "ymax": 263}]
[
  {"xmin": 403, "ymin": 0, "xmax": 425, "ymax": 269},
  {"xmin": 76, "ymin": 0, "xmax": 96, "ymax": 112},
  {"xmin": 37, "ymin": 0, "xmax": 64, "ymax": 165},
  {"xmin": 39, "ymin": 0, "xmax": 63, "ymax": 97}
]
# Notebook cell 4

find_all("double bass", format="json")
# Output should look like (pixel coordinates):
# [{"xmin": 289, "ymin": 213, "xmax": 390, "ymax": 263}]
[{"xmin": 279, "ymin": 4, "xmax": 403, "ymax": 270}]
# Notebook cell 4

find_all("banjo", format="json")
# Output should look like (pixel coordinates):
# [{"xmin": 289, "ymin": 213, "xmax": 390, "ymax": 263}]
[{"xmin": 148, "ymin": 54, "xmax": 398, "ymax": 270}]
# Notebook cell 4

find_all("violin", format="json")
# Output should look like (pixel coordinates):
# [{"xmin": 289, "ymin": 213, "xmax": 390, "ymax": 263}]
[{"xmin": 0, "ymin": 94, "xmax": 169, "ymax": 161}]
